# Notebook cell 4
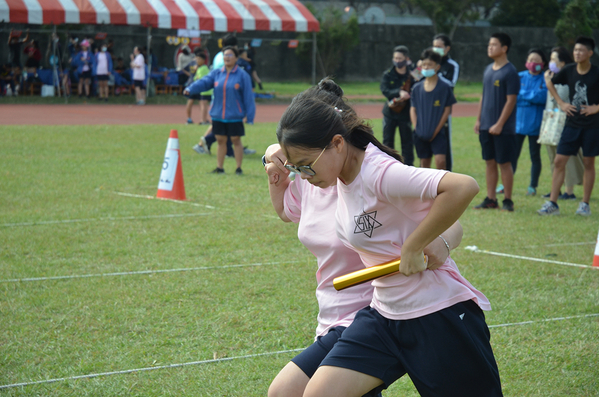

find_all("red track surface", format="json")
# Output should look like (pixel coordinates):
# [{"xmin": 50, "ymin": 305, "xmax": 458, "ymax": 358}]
[{"xmin": 0, "ymin": 103, "xmax": 479, "ymax": 125}]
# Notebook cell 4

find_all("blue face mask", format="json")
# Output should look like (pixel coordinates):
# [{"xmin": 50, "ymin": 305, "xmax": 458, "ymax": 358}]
[
  {"xmin": 421, "ymin": 69, "xmax": 436, "ymax": 78},
  {"xmin": 432, "ymin": 47, "xmax": 445, "ymax": 56}
]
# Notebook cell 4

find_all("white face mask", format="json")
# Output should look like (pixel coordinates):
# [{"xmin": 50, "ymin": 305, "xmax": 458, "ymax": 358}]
[
  {"xmin": 432, "ymin": 47, "xmax": 445, "ymax": 56},
  {"xmin": 101, "ymin": 46, "xmax": 107, "ymax": 52}
]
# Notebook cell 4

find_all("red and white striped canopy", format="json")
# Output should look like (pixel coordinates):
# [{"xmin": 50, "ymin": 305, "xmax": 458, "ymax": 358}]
[{"xmin": 0, "ymin": 0, "xmax": 319, "ymax": 32}]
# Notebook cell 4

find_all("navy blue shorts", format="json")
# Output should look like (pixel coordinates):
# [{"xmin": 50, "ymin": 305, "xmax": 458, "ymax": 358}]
[
  {"xmin": 479, "ymin": 130, "xmax": 517, "ymax": 164},
  {"xmin": 414, "ymin": 129, "xmax": 448, "ymax": 159},
  {"xmin": 212, "ymin": 120, "xmax": 245, "ymax": 137},
  {"xmin": 320, "ymin": 301, "xmax": 503, "ymax": 397},
  {"xmin": 80, "ymin": 70, "xmax": 92, "ymax": 80},
  {"xmin": 96, "ymin": 74, "xmax": 109, "ymax": 81},
  {"xmin": 133, "ymin": 80, "xmax": 144, "ymax": 88},
  {"xmin": 292, "ymin": 327, "xmax": 346, "ymax": 378},
  {"xmin": 186, "ymin": 93, "xmax": 212, "ymax": 101},
  {"xmin": 557, "ymin": 125, "xmax": 599, "ymax": 157}
]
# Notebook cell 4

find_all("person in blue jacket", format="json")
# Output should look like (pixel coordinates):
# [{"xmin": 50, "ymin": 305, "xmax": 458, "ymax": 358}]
[
  {"xmin": 514, "ymin": 48, "xmax": 547, "ymax": 196},
  {"xmin": 75, "ymin": 40, "xmax": 96, "ymax": 98},
  {"xmin": 184, "ymin": 46, "xmax": 255, "ymax": 175}
]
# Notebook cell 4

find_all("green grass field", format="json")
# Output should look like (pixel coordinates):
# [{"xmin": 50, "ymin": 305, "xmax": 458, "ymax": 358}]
[{"xmin": 1, "ymin": 116, "xmax": 598, "ymax": 396}]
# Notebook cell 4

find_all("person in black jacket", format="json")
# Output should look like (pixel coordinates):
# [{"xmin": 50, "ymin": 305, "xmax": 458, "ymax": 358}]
[{"xmin": 380, "ymin": 45, "xmax": 415, "ymax": 166}]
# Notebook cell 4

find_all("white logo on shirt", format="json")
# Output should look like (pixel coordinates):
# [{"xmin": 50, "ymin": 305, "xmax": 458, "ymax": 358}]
[
  {"xmin": 459, "ymin": 313, "xmax": 465, "ymax": 320},
  {"xmin": 354, "ymin": 211, "xmax": 382, "ymax": 238},
  {"xmin": 572, "ymin": 81, "xmax": 588, "ymax": 111}
]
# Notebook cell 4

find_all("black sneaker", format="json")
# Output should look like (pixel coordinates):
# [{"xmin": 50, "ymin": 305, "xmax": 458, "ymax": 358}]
[
  {"xmin": 211, "ymin": 167, "xmax": 224, "ymax": 174},
  {"xmin": 235, "ymin": 167, "xmax": 243, "ymax": 175},
  {"xmin": 543, "ymin": 191, "xmax": 560, "ymax": 198},
  {"xmin": 501, "ymin": 198, "xmax": 514, "ymax": 212},
  {"xmin": 474, "ymin": 197, "xmax": 498, "ymax": 209}
]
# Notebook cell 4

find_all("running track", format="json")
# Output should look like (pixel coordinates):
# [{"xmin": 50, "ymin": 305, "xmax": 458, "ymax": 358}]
[{"xmin": 0, "ymin": 103, "xmax": 479, "ymax": 125}]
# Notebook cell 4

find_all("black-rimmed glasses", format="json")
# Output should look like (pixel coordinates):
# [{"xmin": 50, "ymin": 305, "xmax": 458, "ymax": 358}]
[{"xmin": 284, "ymin": 146, "xmax": 327, "ymax": 176}]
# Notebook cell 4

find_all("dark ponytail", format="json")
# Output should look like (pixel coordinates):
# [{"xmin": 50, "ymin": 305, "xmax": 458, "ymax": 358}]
[{"xmin": 277, "ymin": 78, "xmax": 403, "ymax": 163}]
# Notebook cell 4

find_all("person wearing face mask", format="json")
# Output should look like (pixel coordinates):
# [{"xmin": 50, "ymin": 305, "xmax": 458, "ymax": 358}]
[
  {"xmin": 177, "ymin": 45, "xmax": 195, "ymax": 86},
  {"xmin": 410, "ymin": 49, "xmax": 457, "ymax": 170},
  {"xmin": 511, "ymin": 48, "xmax": 548, "ymax": 197},
  {"xmin": 432, "ymin": 33, "xmax": 460, "ymax": 172},
  {"xmin": 95, "ymin": 44, "xmax": 113, "ymax": 102},
  {"xmin": 538, "ymin": 47, "xmax": 583, "ymax": 201},
  {"xmin": 380, "ymin": 45, "xmax": 415, "ymax": 166}
]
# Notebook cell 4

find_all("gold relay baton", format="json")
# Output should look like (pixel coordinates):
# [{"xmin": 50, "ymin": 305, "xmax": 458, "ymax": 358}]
[{"xmin": 333, "ymin": 255, "xmax": 427, "ymax": 291}]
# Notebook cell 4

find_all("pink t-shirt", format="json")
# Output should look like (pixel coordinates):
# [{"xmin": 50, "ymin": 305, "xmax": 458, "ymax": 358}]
[
  {"xmin": 336, "ymin": 144, "xmax": 491, "ymax": 320},
  {"xmin": 284, "ymin": 177, "xmax": 373, "ymax": 338}
]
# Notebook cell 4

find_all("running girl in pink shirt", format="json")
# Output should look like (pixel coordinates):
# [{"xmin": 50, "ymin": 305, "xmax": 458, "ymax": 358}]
[{"xmin": 275, "ymin": 79, "xmax": 503, "ymax": 397}]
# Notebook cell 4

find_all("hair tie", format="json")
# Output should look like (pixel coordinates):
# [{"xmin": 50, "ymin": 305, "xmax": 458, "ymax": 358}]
[{"xmin": 334, "ymin": 107, "xmax": 343, "ymax": 113}]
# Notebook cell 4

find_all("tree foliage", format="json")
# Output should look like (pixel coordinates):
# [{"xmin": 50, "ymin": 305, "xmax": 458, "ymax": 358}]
[
  {"xmin": 554, "ymin": 0, "xmax": 596, "ymax": 48},
  {"xmin": 405, "ymin": 0, "xmax": 494, "ymax": 39},
  {"xmin": 490, "ymin": 0, "xmax": 561, "ymax": 27},
  {"xmin": 296, "ymin": 5, "xmax": 360, "ymax": 76}
]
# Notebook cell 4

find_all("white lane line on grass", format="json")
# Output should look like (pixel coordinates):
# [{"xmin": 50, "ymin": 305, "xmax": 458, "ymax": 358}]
[
  {"xmin": 464, "ymin": 246, "xmax": 598, "ymax": 270},
  {"xmin": 0, "ymin": 261, "xmax": 298, "ymax": 283},
  {"xmin": 0, "ymin": 348, "xmax": 305, "ymax": 390},
  {"xmin": 2, "ymin": 313, "xmax": 598, "ymax": 390},
  {"xmin": 114, "ymin": 192, "xmax": 216, "ymax": 209},
  {"xmin": 523, "ymin": 241, "xmax": 595, "ymax": 248},
  {"xmin": 489, "ymin": 313, "xmax": 599, "ymax": 329},
  {"xmin": 1, "ymin": 213, "xmax": 211, "ymax": 228}
]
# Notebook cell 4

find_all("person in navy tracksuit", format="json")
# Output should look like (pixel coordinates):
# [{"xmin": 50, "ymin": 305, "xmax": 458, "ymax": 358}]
[{"xmin": 185, "ymin": 46, "xmax": 255, "ymax": 175}]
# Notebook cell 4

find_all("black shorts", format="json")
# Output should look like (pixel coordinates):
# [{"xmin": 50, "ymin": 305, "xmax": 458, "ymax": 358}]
[
  {"xmin": 212, "ymin": 120, "xmax": 245, "ymax": 137},
  {"xmin": 557, "ymin": 125, "xmax": 599, "ymax": 157},
  {"xmin": 96, "ymin": 74, "xmax": 109, "ymax": 81},
  {"xmin": 186, "ymin": 94, "xmax": 212, "ymax": 101},
  {"xmin": 81, "ymin": 70, "xmax": 92, "ymax": 80},
  {"xmin": 414, "ymin": 129, "xmax": 448, "ymax": 159},
  {"xmin": 133, "ymin": 80, "xmax": 144, "ymax": 88},
  {"xmin": 291, "ymin": 327, "xmax": 346, "ymax": 378},
  {"xmin": 479, "ymin": 130, "xmax": 517, "ymax": 164},
  {"xmin": 320, "ymin": 301, "xmax": 503, "ymax": 396}
]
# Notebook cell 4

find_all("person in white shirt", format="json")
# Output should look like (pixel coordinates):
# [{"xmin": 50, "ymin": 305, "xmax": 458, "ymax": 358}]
[
  {"xmin": 95, "ymin": 45, "xmax": 112, "ymax": 101},
  {"xmin": 130, "ymin": 46, "xmax": 146, "ymax": 105}
]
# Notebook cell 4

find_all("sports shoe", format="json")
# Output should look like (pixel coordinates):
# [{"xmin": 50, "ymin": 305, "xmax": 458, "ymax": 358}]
[
  {"xmin": 559, "ymin": 192, "xmax": 577, "ymax": 200},
  {"xmin": 474, "ymin": 197, "xmax": 499, "ymax": 209},
  {"xmin": 575, "ymin": 202, "xmax": 591, "ymax": 216},
  {"xmin": 235, "ymin": 167, "xmax": 243, "ymax": 175},
  {"xmin": 501, "ymin": 198, "xmax": 514, "ymax": 212},
  {"xmin": 538, "ymin": 201, "xmax": 560, "ymax": 215},
  {"xmin": 496, "ymin": 184, "xmax": 504, "ymax": 194},
  {"xmin": 543, "ymin": 191, "xmax": 560, "ymax": 198},
  {"xmin": 187, "ymin": 118, "xmax": 193, "ymax": 124},
  {"xmin": 243, "ymin": 147, "xmax": 256, "ymax": 155},
  {"xmin": 211, "ymin": 167, "xmax": 224, "ymax": 174},
  {"xmin": 192, "ymin": 144, "xmax": 206, "ymax": 155},
  {"xmin": 201, "ymin": 136, "xmax": 211, "ymax": 155},
  {"xmin": 526, "ymin": 186, "xmax": 536, "ymax": 196}
]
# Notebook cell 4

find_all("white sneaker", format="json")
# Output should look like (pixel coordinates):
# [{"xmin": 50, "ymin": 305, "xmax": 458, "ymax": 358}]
[
  {"xmin": 575, "ymin": 202, "xmax": 591, "ymax": 216},
  {"xmin": 200, "ymin": 136, "xmax": 211, "ymax": 155},
  {"xmin": 538, "ymin": 201, "xmax": 560, "ymax": 216},
  {"xmin": 192, "ymin": 144, "xmax": 206, "ymax": 155}
]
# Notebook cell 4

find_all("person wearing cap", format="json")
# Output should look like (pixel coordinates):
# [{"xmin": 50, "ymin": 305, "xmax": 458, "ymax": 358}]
[
  {"xmin": 75, "ymin": 40, "xmax": 95, "ymax": 98},
  {"xmin": 380, "ymin": 45, "xmax": 416, "ymax": 166}
]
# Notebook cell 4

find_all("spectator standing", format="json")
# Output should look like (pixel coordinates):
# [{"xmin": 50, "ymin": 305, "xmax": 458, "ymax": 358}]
[
  {"xmin": 8, "ymin": 29, "xmax": 29, "ymax": 71},
  {"xmin": 432, "ymin": 33, "xmax": 460, "ymax": 171},
  {"xmin": 538, "ymin": 36, "xmax": 599, "ymax": 216},
  {"xmin": 410, "ymin": 49, "xmax": 457, "ymax": 170},
  {"xmin": 130, "ymin": 46, "xmax": 146, "ymax": 105},
  {"xmin": 76, "ymin": 40, "xmax": 95, "ymax": 98},
  {"xmin": 513, "ymin": 48, "xmax": 547, "ymax": 196},
  {"xmin": 95, "ymin": 44, "xmax": 113, "ymax": 101},
  {"xmin": 1, "ymin": 63, "xmax": 16, "ymax": 96},
  {"xmin": 186, "ymin": 49, "xmax": 212, "ymax": 125},
  {"xmin": 540, "ymin": 47, "xmax": 583, "ymax": 200},
  {"xmin": 184, "ymin": 46, "xmax": 255, "ymax": 175},
  {"xmin": 23, "ymin": 39, "xmax": 42, "ymax": 73},
  {"xmin": 244, "ymin": 42, "xmax": 263, "ymax": 90},
  {"xmin": 380, "ymin": 45, "xmax": 415, "ymax": 166},
  {"xmin": 473, "ymin": 33, "xmax": 520, "ymax": 212},
  {"xmin": 176, "ymin": 45, "xmax": 195, "ymax": 86}
]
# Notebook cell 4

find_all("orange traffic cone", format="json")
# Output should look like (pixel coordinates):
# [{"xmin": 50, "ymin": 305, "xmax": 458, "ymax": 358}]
[
  {"xmin": 594, "ymin": 229, "xmax": 599, "ymax": 267},
  {"xmin": 157, "ymin": 129, "xmax": 186, "ymax": 201}
]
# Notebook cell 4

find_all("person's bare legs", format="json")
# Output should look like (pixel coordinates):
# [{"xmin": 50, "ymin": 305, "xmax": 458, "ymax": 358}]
[
  {"xmin": 134, "ymin": 86, "xmax": 141, "ymax": 102},
  {"xmin": 303, "ymin": 366, "xmax": 383, "ymax": 397},
  {"xmin": 268, "ymin": 362, "xmax": 310, "ymax": 397},
  {"xmin": 231, "ymin": 136, "xmax": 243, "ymax": 169},
  {"xmin": 216, "ymin": 134, "xmax": 227, "ymax": 169},
  {"xmin": 199, "ymin": 99, "xmax": 209, "ymax": 123},
  {"xmin": 434, "ymin": 154, "xmax": 447, "ymax": 170},
  {"xmin": 186, "ymin": 99, "xmax": 194, "ymax": 119},
  {"xmin": 485, "ymin": 159, "xmax": 499, "ymax": 200},
  {"xmin": 498, "ymin": 161, "xmax": 513, "ymax": 200},
  {"xmin": 582, "ymin": 156, "xmax": 595, "ymax": 203},
  {"xmin": 84, "ymin": 79, "xmax": 90, "ymax": 97},
  {"xmin": 550, "ymin": 154, "xmax": 569, "ymax": 202},
  {"xmin": 420, "ymin": 158, "xmax": 431, "ymax": 168}
]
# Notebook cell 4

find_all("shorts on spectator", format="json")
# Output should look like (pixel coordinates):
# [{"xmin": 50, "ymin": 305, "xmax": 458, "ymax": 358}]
[
  {"xmin": 133, "ymin": 80, "xmax": 144, "ymax": 88},
  {"xmin": 557, "ymin": 125, "xmax": 599, "ymax": 157},
  {"xmin": 414, "ymin": 129, "xmax": 448, "ymax": 159},
  {"xmin": 212, "ymin": 120, "xmax": 245, "ymax": 137},
  {"xmin": 81, "ymin": 70, "xmax": 92, "ymax": 80},
  {"xmin": 200, "ymin": 95, "xmax": 212, "ymax": 101},
  {"xmin": 96, "ymin": 74, "xmax": 109, "ymax": 81},
  {"xmin": 479, "ymin": 130, "xmax": 517, "ymax": 164}
]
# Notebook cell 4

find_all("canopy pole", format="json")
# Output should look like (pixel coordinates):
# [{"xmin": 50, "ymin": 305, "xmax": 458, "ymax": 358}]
[
  {"xmin": 311, "ymin": 31, "xmax": 316, "ymax": 85},
  {"xmin": 146, "ymin": 26, "xmax": 152, "ymax": 99}
]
